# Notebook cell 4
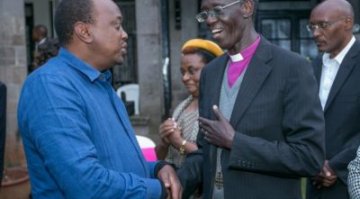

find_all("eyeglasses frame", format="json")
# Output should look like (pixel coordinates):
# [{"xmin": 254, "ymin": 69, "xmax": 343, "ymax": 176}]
[
  {"xmin": 196, "ymin": 0, "xmax": 242, "ymax": 23},
  {"xmin": 306, "ymin": 18, "xmax": 348, "ymax": 33}
]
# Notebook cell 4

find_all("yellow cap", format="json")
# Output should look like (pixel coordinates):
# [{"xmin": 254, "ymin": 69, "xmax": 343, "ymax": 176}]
[{"xmin": 181, "ymin": 39, "xmax": 223, "ymax": 57}]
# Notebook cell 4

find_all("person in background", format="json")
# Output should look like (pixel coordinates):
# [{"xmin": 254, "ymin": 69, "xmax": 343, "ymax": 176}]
[
  {"xmin": 348, "ymin": 145, "xmax": 360, "ymax": 199},
  {"xmin": 306, "ymin": 1, "xmax": 360, "ymax": 199},
  {"xmin": 32, "ymin": 24, "xmax": 48, "ymax": 52},
  {"xmin": 177, "ymin": 0, "xmax": 325, "ymax": 198},
  {"xmin": 33, "ymin": 38, "xmax": 60, "ymax": 67},
  {"xmin": 31, "ymin": 25, "xmax": 60, "ymax": 71},
  {"xmin": 155, "ymin": 39, "xmax": 223, "ymax": 168},
  {"xmin": 17, "ymin": 0, "xmax": 181, "ymax": 198},
  {"xmin": 31, "ymin": 24, "xmax": 49, "ymax": 70}
]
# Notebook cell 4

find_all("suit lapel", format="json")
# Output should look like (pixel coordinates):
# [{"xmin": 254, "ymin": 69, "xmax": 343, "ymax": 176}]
[
  {"xmin": 312, "ymin": 56, "xmax": 322, "ymax": 84},
  {"xmin": 207, "ymin": 55, "xmax": 229, "ymax": 119},
  {"xmin": 324, "ymin": 41, "xmax": 360, "ymax": 111},
  {"xmin": 229, "ymin": 39, "xmax": 272, "ymax": 126},
  {"xmin": 201, "ymin": 55, "xmax": 229, "ymax": 175}
]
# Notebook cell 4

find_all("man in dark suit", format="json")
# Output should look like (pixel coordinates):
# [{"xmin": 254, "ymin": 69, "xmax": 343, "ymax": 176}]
[
  {"xmin": 32, "ymin": 25, "xmax": 48, "ymax": 51},
  {"xmin": 31, "ymin": 25, "xmax": 60, "ymax": 71},
  {"xmin": 0, "ymin": 81, "xmax": 6, "ymax": 182},
  {"xmin": 306, "ymin": 0, "xmax": 360, "ymax": 198},
  {"xmin": 177, "ymin": 0, "xmax": 325, "ymax": 198}
]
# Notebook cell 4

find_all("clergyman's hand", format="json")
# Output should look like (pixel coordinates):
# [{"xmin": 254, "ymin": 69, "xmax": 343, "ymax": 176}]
[
  {"xmin": 198, "ymin": 105, "xmax": 235, "ymax": 149},
  {"xmin": 312, "ymin": 160, "xmax": 337, "ymax": 189},
  {"xmin": 321, "ymin": 160, "xmax": 337, "ymax": 187},
  {"xmin": 157, "ymin": 165, "xmax": 182, "ymax": 199}
]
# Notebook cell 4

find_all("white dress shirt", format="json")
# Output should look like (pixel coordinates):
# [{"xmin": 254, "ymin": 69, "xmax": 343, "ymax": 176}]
[
  {"xmin": 35, "ymin": 37, "xmax": 47, "ymax": 54},
  {"xmin": 319, "ymin": 36, "xmax": 356, "ymax": 109}
]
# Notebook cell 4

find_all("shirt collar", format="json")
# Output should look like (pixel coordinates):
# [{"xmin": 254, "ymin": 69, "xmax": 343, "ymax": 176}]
[
  {"xmin": 58, "ymin": 48, "xmax": 112, "ymax": 83},
  {"xmin": 38, "ymin": 38, "xmax": 47, "ymax": 45},
  {"xmin": 229, "ymin": 53, "xmax": 244, "ymax": 62},
  {"xmin": 323, "ymin": 36, "xmax": 356, "ymax": 65},
  {"xmin": 228, "ymin": 36, "xmax": 261, "ymax": 62}
]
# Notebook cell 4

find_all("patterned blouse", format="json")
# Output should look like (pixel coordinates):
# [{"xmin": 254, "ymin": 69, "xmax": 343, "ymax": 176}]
[
  {"xmin": 165, "ymin": 95, "xmax": 199, "ymax": 168},
  {"xmin": 348, "ymin": 145, "xmax": 360, "ymax": 199}
]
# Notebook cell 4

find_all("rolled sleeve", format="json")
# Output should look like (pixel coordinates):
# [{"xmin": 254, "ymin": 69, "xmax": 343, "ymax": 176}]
[{"xmin": 148, "ymin": 161, "xmax": 158, "ymax": 178}]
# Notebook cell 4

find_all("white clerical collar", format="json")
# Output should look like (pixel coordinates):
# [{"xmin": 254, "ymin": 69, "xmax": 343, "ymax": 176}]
[{"xmin": 229, "ymin": 53, "xmax": 244, "ymax": 62}]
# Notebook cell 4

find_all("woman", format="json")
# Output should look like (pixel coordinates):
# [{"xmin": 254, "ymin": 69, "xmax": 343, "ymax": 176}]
[{"xmin": 155, "ymin": 39, "xmax": 223, "ymax": 168}]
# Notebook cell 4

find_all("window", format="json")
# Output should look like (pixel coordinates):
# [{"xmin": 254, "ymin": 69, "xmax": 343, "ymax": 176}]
[
  {"xmin": 257, "ymin": 10, "xmax": 318, "ymax": 60},
  {"xmin": 261, "ymin": 19, "xmax": 291, "ymax": 50},
  {"xmin": 299, "ymin": 19, "xmax": 318, "ymax": 60}
]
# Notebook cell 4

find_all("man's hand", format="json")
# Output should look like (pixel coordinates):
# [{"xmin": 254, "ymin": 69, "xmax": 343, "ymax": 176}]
[
  {"xmin": 312, "ymin": 160, "xmax": 337, "ymax": 189},
  {"xmin": 198, "ymin": 105, "xmax": 235, "ymax": 149},
  {"xmin": 157, "ymin": 165, "xmax": 182, "ymax": 199}
]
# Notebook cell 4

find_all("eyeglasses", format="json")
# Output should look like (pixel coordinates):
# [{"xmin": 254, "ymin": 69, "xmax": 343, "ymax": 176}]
[
  {"xmin": 306, "ymin": 18, "xmax": 346, "ymax": 33},
  {"xmin": 196, "ymin": 0, "xmax": 242, "ymax": 23}
]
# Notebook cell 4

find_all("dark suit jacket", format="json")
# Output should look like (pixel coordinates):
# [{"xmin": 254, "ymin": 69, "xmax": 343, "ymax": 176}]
[
  {"xmin": 306, "ymin": 39, "xmax": 360, "ymax": 199},
  {"xmin": 32, "ymin": 38, "xmax": 59, "ymax": 71},
  {"xmin": 178, "ymin": 38, "xmax": 325, "ymax": 199},
  {"xmin": 0, "ymin": 81, "xmax": 6, "ymax": 182}
]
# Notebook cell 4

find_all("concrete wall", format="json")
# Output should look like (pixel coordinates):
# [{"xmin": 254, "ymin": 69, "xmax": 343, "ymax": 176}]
[
  {"xmin": 0, "ymin": 0, "xmax": 28, "ymax": 167},
  {"xmin": 33, "ymin": 0, "xmax": 52, "ymax": 34},
  {"xmin": 169, "ymin": 0, "xmax": 199, "ymax": 113},
  {"xmin": 135, "ymin": 0, "xmax": 164, "ymax": 139}
]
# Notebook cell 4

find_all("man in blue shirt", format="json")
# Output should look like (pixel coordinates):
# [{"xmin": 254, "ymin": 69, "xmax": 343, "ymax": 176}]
[{"xmin": 17, "ymin": 0, "xmax": 181, "ymax": 198}]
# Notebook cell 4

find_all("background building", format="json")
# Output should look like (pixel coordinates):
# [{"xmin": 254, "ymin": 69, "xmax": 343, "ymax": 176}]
[{"xmin": 1, "ymin": 0, "xmax": 359, "ymax": 173}]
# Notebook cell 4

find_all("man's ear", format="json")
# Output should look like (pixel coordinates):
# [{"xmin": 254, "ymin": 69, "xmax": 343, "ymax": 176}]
[
  {"xmin": 73, "ymin": 22, "xmax": 93, "ymax": 43},
  {"xmin": 241, "ymin": 0, "xmax": 254, "ymax": 19},
  {"xmin": 344, "ymin": 17, "xmax": 354, "ymax": 32}
]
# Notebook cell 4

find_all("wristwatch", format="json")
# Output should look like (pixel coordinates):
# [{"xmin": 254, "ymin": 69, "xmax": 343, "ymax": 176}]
[{"xmin": 179, "ymin": 139, "xmax": 187, "ymax": 155}]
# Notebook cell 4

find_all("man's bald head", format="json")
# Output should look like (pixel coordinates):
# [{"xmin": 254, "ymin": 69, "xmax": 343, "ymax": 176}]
[
  {"xmin": 314, "ymin": 0, "xmax": 354, "ymax": 21},
  {"xmin": 309, "ymin": 0, "xmax": 355, "ymax": 57}
]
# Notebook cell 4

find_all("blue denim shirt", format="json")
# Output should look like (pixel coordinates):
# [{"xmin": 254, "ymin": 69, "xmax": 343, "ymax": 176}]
[{"xmin": 18, "ymin": 48, "xmax": 162, "ymax": 199}]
